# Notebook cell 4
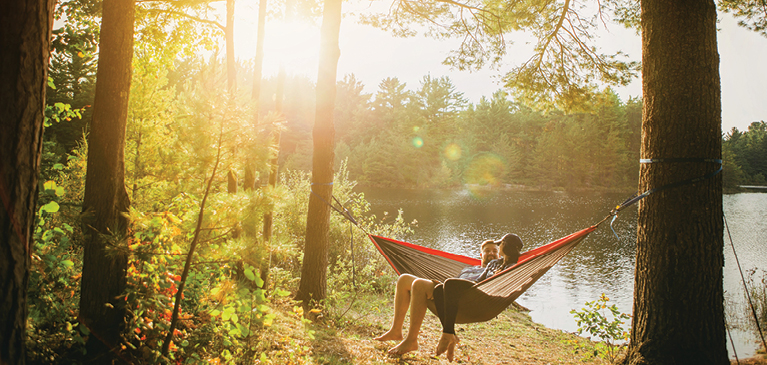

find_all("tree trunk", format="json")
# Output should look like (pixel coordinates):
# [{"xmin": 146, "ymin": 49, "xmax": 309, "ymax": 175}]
[
  {"xmin": 295, "ymin": 0, "xmax": 342, "ymax": 306},
  {"xmin": 79, "ymin": 0, "xmax": 135, "ymax": 359},
  {"xmin": 251, "ymin": 0, "xmax": 267, "ymax": 112},
  {"xmin": 263, "ymin": 68, "xmax": 286, "ymax": 242},
  {"xmin": 227, "ymin": 170, "xmax": 238, "ymax": 193},
  {"xmin": 226, "ymin": 0, "xmax": 236, "ymax": 93},
  {"xmin": 244, "ymin": 0, "xmax": 268, "ymax": 193},
  {"xmin": 623, "ymin": 0, "xmax": 726, "ymax": 363},
  {"xmin": 0, "ymin": 1, "xmax": 55, "ymax": 363}
]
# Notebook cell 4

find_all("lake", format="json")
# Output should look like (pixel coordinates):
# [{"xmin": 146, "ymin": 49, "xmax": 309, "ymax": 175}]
[{"xmin": 358, "ymin": 187, "xmax": 767, "ymax": 359}]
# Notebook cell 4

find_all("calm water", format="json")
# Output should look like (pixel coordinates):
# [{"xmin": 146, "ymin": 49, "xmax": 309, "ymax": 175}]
[{"xmin": 359, "ymin": 188, "xmax": 767, "ymax": 358}]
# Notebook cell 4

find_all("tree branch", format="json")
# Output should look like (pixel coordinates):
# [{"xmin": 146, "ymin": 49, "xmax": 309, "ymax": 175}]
[
  {"xmin": 143, "ymin": 8, "xmax": 225, "ymax": 33},
  {"xmin": 161, "ymin": 103, "xmax": 226, "ymax": 357},
  {"xmin": 534, "ymin": 0, "xmax": 571, "ymax": 73},
  {"xmin": 432, "ymin": 0, "xmax": 486, "ymax": 14}
]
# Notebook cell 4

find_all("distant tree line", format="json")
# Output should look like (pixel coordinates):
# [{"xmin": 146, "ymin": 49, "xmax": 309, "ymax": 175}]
[
  {"xmin": 265, "ymin": 75, "xmax": 766, "ymax": 192},
  {"xmin": 275, "ymin": 74, "xmax": 643, "ymax": 191},
  {"xmin": 723, "ymin": 122, "xmax": 767, "ymax": 188}
]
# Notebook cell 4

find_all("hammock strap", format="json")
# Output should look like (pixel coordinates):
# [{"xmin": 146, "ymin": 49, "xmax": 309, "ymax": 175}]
[
  {"xmin": 605, "ymin": 158, "xmax": 723, "ymax": 238},
  {"xmin": 613, "ymin": 158, "xmax": 722, "ymax": 213},
  {"xmin": 725, "ymin": 315, "xmax": 740, "ymax": 365},
  {"xmin": 350, "ymin": 219, "xmax": 355, "ymax": 289},
  {"xmin": 725, "ymin": 213, "xmax": 767, "ymax": 352},
  {"xmin": 310, "ymin": 182, "xmax": 360, "ymax": 227}
]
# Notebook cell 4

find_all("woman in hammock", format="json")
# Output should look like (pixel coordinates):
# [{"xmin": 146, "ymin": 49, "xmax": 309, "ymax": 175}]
[{"xmin": 375, "ymin": 234, "xmax": 523, "ymax": 361}]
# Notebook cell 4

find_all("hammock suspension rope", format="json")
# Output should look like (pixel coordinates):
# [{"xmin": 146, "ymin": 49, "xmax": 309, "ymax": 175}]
[
  {"xmin": 604, "ymin": 158, "xmax": 723, "ymax": 238},
  {"xmin": 310, "ymin": 182, "xmax": 363, "ymax": 288}
]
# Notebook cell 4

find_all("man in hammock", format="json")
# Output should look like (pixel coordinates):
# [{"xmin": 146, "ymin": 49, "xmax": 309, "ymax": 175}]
[{"xmin": 374, "ymin": 234, "xmax": 523, "ymax": 361}]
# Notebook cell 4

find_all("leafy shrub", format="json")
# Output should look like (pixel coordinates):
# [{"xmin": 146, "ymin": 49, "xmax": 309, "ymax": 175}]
[
  {"xmin": 27, "ymin": 140, "xmax": 89, "ymax": 362},
  {"xmin": 570, "ymin": 293, "xmax": 630, "ymax": 362}
]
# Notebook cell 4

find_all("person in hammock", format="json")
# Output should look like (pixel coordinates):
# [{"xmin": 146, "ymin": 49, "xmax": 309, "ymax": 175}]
[
  {"xmin": 373, "ymin": 239, "xmax": 498, "ymax": 351},
  {"xmin": 434, "ymin": 233, "xmax": 523, "ymax": 361},
  {"xmin": 374, "ymin": 234, "xmax": 522, "ymax": 361}
]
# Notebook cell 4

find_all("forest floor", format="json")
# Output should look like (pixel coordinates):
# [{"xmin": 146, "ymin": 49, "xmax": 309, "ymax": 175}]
[
  {"xmin": 250, "ymin": 293, "xmax": 618, "ymax": 365},
  {"xmin": 248, "ymin": 293, "xmax": 767, "ymax": 365}
]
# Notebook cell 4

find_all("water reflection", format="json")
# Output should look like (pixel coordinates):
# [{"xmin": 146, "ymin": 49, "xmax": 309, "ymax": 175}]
[{"xmin": 359, "ymin": 188, "xmax": 767, "ymax": 358}]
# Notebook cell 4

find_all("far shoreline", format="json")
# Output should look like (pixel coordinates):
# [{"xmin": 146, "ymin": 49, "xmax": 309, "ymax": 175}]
[{"xmin": 355, "ymin": 183, "xmax": 765, "ymax": 195}]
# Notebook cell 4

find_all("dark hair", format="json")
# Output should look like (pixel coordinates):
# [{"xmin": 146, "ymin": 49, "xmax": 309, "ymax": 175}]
[{"xmin": 498, "ymin": 233, "xmax": 523, "ymax": 256}]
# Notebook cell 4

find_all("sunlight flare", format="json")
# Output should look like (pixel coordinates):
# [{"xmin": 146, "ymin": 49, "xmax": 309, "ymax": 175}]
[{"xmin": 444, "ymin": 143, "xmax": 461, "ymax": 161}]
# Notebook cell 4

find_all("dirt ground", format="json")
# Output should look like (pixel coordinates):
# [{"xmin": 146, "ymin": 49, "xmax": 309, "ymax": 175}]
[{"xmin": 255, "ymin": 297, "xmax": 615, "ymax": 364}]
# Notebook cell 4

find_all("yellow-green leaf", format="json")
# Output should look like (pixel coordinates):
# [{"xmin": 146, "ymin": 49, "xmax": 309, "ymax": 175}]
[
  {"xmin": 244, "ymin": 268, "xmax": 256, "ymax": 282},
  {"xmin": 44, "ymin": 180, "xmax": 56, "ymax": 190},
  {"xmin": 42, "ymin": 201, "xmax": 59, "ymax": 213}
]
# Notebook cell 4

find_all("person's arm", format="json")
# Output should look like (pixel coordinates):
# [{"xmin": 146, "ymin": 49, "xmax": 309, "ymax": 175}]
[
  {"xmin": 457, "ymin": 265, "xmax": 483, "ymax": 281},
  {"xmin": 476, "ymin": 260, "xmax": 499, "ymax": 282}
]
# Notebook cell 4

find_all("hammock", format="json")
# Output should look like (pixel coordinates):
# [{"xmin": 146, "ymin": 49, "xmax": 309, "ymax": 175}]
[{"xmin": 368, "ymin": 226, "xmax": 597, "ymax": 324}]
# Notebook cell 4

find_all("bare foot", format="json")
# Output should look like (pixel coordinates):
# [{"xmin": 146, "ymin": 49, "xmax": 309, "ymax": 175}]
[
  {"xmin": 435, "ymin": 333, "xmax": 460, "ymax": 362},
  {"xmin": 387, "ymin": 339, "xmax": 418, "ymax": 356},
  {"xmin": 373, "ymin": 329, "xmax": 403, "ymax": 342}
]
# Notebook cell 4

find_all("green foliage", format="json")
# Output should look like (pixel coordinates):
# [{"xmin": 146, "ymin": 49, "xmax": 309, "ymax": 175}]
[
  {"xmin": 125, "ymin": 56, "xmax": 182, "ymax": 210},
  {"xmin": 27, "ymin": 146, "xmax": 89, "ymax": 361},
  {"xmin": 324, "ymin": 256, "xmax": 396, "ymax": 324},
  {"xmin": 121, "ymin": 208, "xmax": 278, "ymax": 362},
  {"xmin": 47, "ymin": 0, "xmax": 99, "ymax": 152},
  {"xmin": 723, "ymin": 121, "xmax": 767, "ymax": 189},
  {"xmin": 332, "ymin": 79, "xmax": 641, "ymax": 190},
  {"xmin": 570, "ymin": 293, "xmax": 630, "ymax": 362},
  {"xmin": 44, "ymin": 99, "xmax": 86, "ymax": 128}
]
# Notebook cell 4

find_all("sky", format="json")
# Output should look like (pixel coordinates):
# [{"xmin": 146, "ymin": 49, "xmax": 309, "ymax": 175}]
[{"xmin": 231, "ymin": 1, "xmax": 767, "ymax": 133}]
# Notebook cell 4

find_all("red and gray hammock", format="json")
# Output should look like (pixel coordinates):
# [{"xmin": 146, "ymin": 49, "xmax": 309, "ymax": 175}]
[
  {"xmin": 312, "ymin": 157, "xmax": 721, "ymax": 323},
  {"xmin": 368, "ymin": 226, "xmax": 596, "ymax": 323}
]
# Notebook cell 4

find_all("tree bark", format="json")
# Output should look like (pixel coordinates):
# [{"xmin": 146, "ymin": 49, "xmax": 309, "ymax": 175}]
[
  {"xmin": 244, "ymin": 0, "xmax": 268, "ymax": 193},
  {"xmin": 251, "ymin": 0, "xmax": 268, "ymax": 111},
  {"xmin": 0, "ymin": 1, "xmax": 55, "ymax": 364},
  {"xmin": 623, "ymin": 0, "xmax": 726, "ymax": 363},
  {"xmin": 226, "ymin": 0, "xmax": 236, "ymax": 93},
  {"xmin": 295, "ymin": 0, "xmax": 342, "ymax": 306},
  {"xmin": 79, "ymin": 0, "xmax": 135, "ymax": 359},
  {"xmin": 263, "ymin": 68, "xmax": 286, "ymax": 242}
]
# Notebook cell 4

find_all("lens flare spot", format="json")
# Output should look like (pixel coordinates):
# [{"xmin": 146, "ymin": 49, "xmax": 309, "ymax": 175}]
[
  {"xmin": 464, "ymin": 153, "xmax": 507, "ymax": 198},
  {"xmin": 444, "ymin": 143, "xmax": 462, "ymax": 161},
  {"xmin": 413, "ymin": 126, "xmax": 420, "ymax": 132},
  {"xmin": 412, "ymin": 137, "xmax": 424, "ymax": 148}
]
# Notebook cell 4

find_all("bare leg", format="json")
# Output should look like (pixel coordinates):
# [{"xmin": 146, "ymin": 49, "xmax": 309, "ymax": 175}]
[
  {"xmin": 388, "ymin": 278, "xmax": 435, "ymax": 355},
  {"xmin": 375, "ymin": 274, "xmax": 417, "ymax": 341},
  {"xmin": 435, "ymin": 332, "xmax": 460, "ymax": 362}
]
